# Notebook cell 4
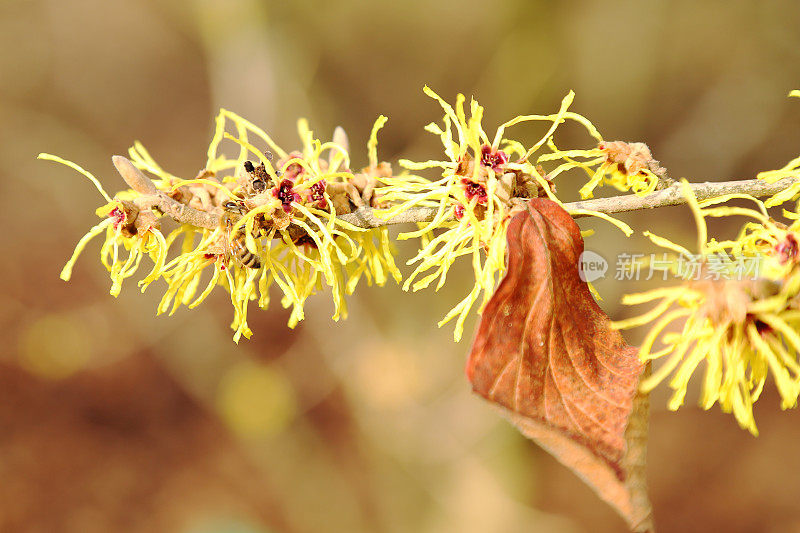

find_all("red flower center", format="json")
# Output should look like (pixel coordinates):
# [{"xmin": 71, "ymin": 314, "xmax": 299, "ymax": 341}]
[
  {"xmin": 308, "ymin": 180, "xmax": 327, "ymax": 208},
  {"xmin": 273, "ymin": 179, "xmax": 301, "ymax": 213},
  {"xmin": 776, "ymin": 234, "xmax": 799, "ymax": 264},
  {"xmin": 108, "ymin": 207, "xmax": 126, "ymax": 229},
  {"xmin": 461, "ymin": 178, "xmax": 488, "ymax": 204},
  {"xmin": 480, "ymin": 144, "xmax": 509, "ymax": 172}
]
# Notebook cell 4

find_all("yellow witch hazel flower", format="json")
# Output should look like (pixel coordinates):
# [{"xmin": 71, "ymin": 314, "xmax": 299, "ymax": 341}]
[
  {"xmin": 46, "ymin": 110, "xmax": 400, "ymax": 342},
  {"xmin": 379, "ymin": 87, "xmax": 632, "ymax": 341},
  {"xmin": 614, "ymin": 181, "xmax": 800, "ymax": 434},
  {"xmin": 39, "ymin": 154, "xmax": 169, "ymax": 298},
  {"xmin": 196, "ymin": 110, "xmax": 400, "ymax": 340},
  {"xmin": 539, "ymin": 139, "xmax": 666, "ymax": 199},
  {"xmin": 757, "ymin": 90, "xmax": 800, "ymax": 207},
  {"xmin": 334, "ymin": 116, "xmax": 404, "ymax": 294}
]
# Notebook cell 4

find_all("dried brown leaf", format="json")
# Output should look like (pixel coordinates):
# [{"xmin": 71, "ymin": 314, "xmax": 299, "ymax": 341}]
[{"xmin": 466, "ymin": 198, "xmax": 652, "ymax": 531}]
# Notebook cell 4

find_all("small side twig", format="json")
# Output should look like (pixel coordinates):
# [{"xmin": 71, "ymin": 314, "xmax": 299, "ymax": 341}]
[
  {"xmin": 112, "ymin": 156, "xmax": 218, "ymax": 230},
  {"xmin": 564, "ymin": 177, "xmax": 795, "ymax": 217}
]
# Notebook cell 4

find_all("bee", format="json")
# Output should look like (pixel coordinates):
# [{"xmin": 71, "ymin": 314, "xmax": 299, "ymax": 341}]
[
  {"xmin": 243, "ymin": 156, "xmax": 280, "ymax": 196},
  {"xmin": 220, "ymin": 200, "xmax": 262, "ymax": 269}
]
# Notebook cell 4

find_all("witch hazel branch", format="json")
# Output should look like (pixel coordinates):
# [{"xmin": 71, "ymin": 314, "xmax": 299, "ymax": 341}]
[{"xmin": 42, "ymin": 87, "xmax": 800, "ymax": 532}]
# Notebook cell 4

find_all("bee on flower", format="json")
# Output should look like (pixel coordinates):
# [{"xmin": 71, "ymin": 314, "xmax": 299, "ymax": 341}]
[
  {"xmin": 378, "ymin": 87, "xmax": 632, "ymax": 341},
  {"xmin": 613, "ymin": 181, "xmax": 800, "ymax": 434},
  {"xmin": 44, "ymin": 109, "xmax": 401, "ymax": 342}
]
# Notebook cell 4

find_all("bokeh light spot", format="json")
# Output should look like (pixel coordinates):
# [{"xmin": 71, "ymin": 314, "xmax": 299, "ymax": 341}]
[
  {"xmin": 18, "ymin": 313, "xmax": 95, "ymax": 380},
  {"xmin": 215, "ymin": 360, "xmax": 296, "ymax": 439}
]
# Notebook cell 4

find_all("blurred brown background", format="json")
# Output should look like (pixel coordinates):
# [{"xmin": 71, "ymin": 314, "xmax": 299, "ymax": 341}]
[{"xmin": 3, "ymin": 0, "xmax": 800, "ymax": 531}]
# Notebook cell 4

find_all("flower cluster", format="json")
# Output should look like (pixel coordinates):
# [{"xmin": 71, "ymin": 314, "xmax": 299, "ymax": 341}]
[
  {"xmin": 47, "ymin": 88, "xmax": 657, "ymax": 343},
  {"xmin": 378, "ymin": 87, "xmax": 632, "ymax": 340},
  {"xmin": 48, "ymin": 85, "xmax": 800, "ymax": 384},
  {"xmin": 44, "ymin": 110, "xmax": 399, "ymax": 342},
  {"xmin": 614, "ymin": 182, "xmax": 800, "ymax": 433}
]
